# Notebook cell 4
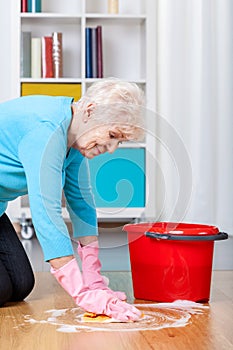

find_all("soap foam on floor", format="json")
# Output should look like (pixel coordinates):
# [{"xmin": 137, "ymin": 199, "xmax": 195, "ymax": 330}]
[{"xmin": 21, "ymin": 300, "xmax": 208, "ymax": 333}]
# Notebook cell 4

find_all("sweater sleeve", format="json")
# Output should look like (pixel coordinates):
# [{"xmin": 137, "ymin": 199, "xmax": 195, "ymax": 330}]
[
  {"xmin": 18, "ymin": 123, "xmax": 74, "ymax": 261},
  {"xmin": 63, "ymin": 150, "xmax": 98, "ymax": 238}
]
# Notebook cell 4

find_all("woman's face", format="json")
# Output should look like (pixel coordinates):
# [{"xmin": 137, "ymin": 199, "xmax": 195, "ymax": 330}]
[{"xmin": 72, "ymin": 124, "xmax": 127, "ymax": 159}]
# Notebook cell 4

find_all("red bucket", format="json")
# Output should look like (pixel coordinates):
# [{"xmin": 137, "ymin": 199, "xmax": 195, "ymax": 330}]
[{"xmin": 123, "ymin": 222, "xmax": 228, "ymax": 302}]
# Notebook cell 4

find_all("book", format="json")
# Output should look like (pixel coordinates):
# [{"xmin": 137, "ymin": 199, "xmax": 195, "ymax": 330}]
[
  {"xmin": 85, "ymin": 27, "xmax": 93, "ymax": 78},
  {"xmin": 96, "ymin": 26, "xmax": 103, "ymax": 78},
  {"xmin": 21, "ymin": 0, "xmax": 28, "ymax": 12},
  {"xmin": 21, "ymin": 83, "xmax": 82, "ymax": 102},
  {"xmin": 41, "ymin": 36, "xmax": 54, "ymax": 78},
  {"xmin": 91, "ymin": 28, "xmax": 97, "ymax": 78},
  {"xmin": 27, "ymin": 0, "xmax": 41, "ymax": 13},
  {"xmin": 108, "ymin": 0, "xmax": 119, "ymax": 14},
  {"xmin": 20, "ymin": 32, "xmax": 31, "ymax": 77},
  {"xmin": 31, "ymin": 38, "xmax": 41, "ymax": 78},
  {"xmin": 52, "ymin": 32, "xmax": 63, "ymax": 78}
]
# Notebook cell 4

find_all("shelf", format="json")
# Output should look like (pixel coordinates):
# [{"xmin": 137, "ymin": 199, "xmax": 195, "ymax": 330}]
[
  {"xmin": 21, "ymin": 78, "xmax": 82, "ymax": 83},
  {"xmin": 20, "ymin": 13, "xmax": 146, "ymax": 19},
  {"xmin": 20, "ymin": 13, "xmax": 82, "ymax": 18},
  {"xmin": 20, "ymin": 13, "xmax": 82, "ymax": 24},
  {"xmin": 119, "ymin": 142, "xmax": 146, "ymax": 148},
  {"xmin": 85, "ymin": 78, "xmax": 146, "ymax": 84},
  {"xmin": 96, "ymin": 207, "xmax": 145, "ymax": 219},
  {"xmin": 85, "ymin": 14, "xmax": 146, "ymax": 25},
  {"xmin": 21, "ymin": 206, "xmax": 145, "ymax": 220},
  {"xmin": 21, "ymin": 78, "xmax": 146, "ymax": 85},
  {"xmin": 20, "ymin": 13, "xmax": 145, "ymax": 25}
]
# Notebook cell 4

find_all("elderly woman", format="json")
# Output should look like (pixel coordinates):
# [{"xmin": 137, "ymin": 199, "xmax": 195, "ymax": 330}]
[{"xmin": 0, "ymin": 79, "xmax": 145, "ymax": 321}]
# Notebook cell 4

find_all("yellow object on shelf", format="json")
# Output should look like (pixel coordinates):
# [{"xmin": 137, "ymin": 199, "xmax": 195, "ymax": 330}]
[
  {"xmin": 108, "ymin": 0, "xmax": 119, "ymax": 14},
  {"xmin": 21, "ymin": 83, "xmax": 82, "ymax": 101}
]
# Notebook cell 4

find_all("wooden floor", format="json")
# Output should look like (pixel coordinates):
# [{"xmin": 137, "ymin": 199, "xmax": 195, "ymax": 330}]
[{"xmin": 0, "ymin": 271, "xmax": 232, "ymax": 350}]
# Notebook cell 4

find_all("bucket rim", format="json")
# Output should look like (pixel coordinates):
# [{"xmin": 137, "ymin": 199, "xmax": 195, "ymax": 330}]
[{"xmin": 123, "ymin": 222, "xmax": 219, "ymax": 236}]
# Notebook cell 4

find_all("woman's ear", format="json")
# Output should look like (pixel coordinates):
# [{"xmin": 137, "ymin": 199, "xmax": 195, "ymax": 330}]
[{"xmin": 83, "ymin": 103, "xmax": 96, "ymax": 123}]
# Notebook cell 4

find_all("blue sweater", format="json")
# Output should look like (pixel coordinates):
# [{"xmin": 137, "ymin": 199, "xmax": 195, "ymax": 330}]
[{"xmin": 0, "ymin": 95, "xmax": 98, "ymax": 261}]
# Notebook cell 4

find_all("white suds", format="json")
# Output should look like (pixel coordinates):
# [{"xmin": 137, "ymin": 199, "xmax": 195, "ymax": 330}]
[{"xmin": 21, "ymin": 300, "xmax": 208, "ymax": 333}]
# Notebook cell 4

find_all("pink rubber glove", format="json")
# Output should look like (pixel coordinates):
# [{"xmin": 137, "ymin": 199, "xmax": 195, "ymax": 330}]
[
  {"xmin": 77, "ymin": 241, "xmax": 126, "ymax": 301},
  {"xmin": 51, "ymin": 258, "xmax": 141, "ymax": 322}
]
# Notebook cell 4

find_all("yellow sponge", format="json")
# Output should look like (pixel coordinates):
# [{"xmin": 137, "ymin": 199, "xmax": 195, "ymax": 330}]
[
  {"xmin": 82, "ymin": 312, "xmax": 144, "ymax": 323},
  {"xmin": 82, "ymin": 312, "xmax": 112, "ymax": 322}
]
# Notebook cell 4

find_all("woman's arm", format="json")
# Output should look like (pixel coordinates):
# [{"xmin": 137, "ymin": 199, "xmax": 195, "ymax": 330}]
[
  {"xmin": 18, "ymin": 123, "xmax": 74, "ymax": 262},
  {"xmin": 63, "ymin": 149, "xmax": 98, "ymax": 240},
  {"xmin": 49, "ymin": 255, "xmax": 74, "ymax": 269}
]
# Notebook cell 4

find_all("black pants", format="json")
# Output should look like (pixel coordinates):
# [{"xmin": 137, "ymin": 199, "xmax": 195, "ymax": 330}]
[{"xmin": 0, "ymin": 213, "xmax": 35, "ymax": 306}]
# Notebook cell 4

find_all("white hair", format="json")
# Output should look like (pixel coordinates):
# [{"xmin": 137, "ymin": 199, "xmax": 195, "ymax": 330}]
[{"xmin": 75, "ymin": 78, "xmax": 146, "ymax": 141}]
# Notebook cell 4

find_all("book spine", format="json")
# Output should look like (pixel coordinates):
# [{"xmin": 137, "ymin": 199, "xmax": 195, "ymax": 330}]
[
  {"xmin": 41, "ymin": 36, "xmax": 54, "ymax": 78},
  {"xmin": 91, "ymin": 27, "xmax": 97, "ymax": 78},
  {"xmin": 96, "ymin": 26, "xmax": 103, "ymax": 78},
  {"xmin": 31, "ymin": 38, "xmax": 41, "ymax": 78},
  {"xmin": 27, "ymin": 0, "xmax": 41, "ymax": 13},
  {"xmin": 21, "ymin": 0, "xmax": 28, "ymax": 12},
  {"xmin": 20, "ymin": 32, "xmax": 31, "ymax": 77},
  {"xmin": 52, "ymin": 32, "xmax": 63, "ymax": 78},
  {"xmin": 108, "ymin": 0, "xmax": 119, "ymax": 14},
  {"xmin": 85, "ymin": 27, "xmax": 93, "ymax": 78}
]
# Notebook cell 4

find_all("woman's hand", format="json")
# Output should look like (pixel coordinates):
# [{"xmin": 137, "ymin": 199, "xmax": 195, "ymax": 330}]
[{"xmin": 51, "ymin": 258, "xmax": 142, "ymax": 322}]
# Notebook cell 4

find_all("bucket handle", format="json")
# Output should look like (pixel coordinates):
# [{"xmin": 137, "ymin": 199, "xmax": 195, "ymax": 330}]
[{"xmin": 145, "ymin": 231, "xmax": 228, "ymax": 241}]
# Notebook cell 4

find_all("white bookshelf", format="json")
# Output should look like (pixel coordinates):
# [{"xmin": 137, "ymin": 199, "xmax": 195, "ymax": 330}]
[{"xmin": 4, "ymin": 0, "xmax": 156, "ymax": 225}]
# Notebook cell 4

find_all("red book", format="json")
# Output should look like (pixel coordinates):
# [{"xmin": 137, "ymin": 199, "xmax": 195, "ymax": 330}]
[
  {"xmin": 41, "ymin": 36, "xmax": 54, "ymax": 78},
  {"xmin": 21, "ymin": 0, "xmax": 28, "ymax": 12},
  {"xmin": 96, "ymin": 26, "xmax": 103, "ymax": 78}
]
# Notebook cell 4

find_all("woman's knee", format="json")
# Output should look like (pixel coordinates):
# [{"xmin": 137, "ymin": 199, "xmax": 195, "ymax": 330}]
[
  {"xmin": 10, "ymin": 273, "xmax": 35, "ymax": 302},
  {"xmin": 0, "ymin": 277, "xmax": 13, "ymax": 306}
]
